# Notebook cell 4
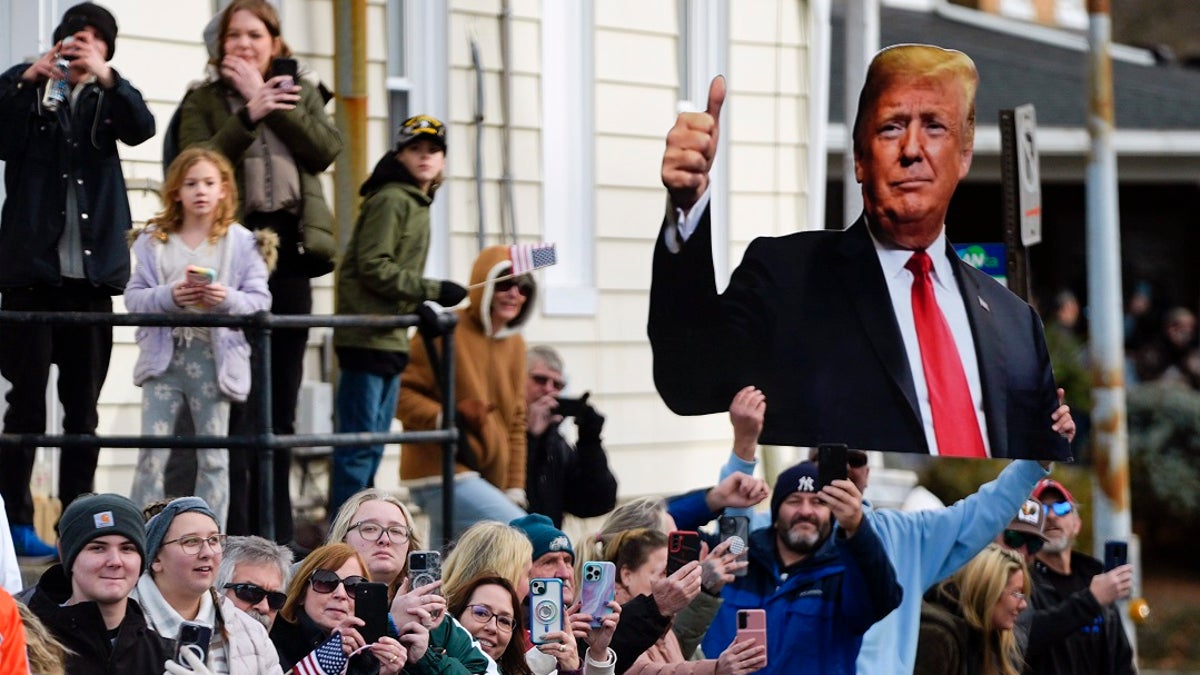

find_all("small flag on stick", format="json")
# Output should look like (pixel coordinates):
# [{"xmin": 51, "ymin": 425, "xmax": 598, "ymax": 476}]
[
  {"xmin": 509, "ymin": 243, "xmax": 557, "ymax": 275},
  {"xmin": 293, "ymin": 632, "xmax": 349, "ymax": 675}
]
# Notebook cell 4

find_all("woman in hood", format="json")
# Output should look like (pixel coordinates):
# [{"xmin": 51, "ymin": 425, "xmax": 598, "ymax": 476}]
[{"xmin": 397, "ymin": 245, "xmax": 536, "ymax": 540}]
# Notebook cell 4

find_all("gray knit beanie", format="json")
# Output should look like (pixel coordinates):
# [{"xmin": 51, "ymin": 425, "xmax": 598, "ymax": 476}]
[{"xmin": 57, "ymin": 493, "xmax": 146, "ymax": 576}]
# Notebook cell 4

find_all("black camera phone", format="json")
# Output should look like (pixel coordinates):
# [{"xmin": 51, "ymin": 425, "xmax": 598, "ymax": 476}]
[
  {"xmin": 355, "ymin": 581, "xmax": 390, "ymax": 645},
  {"xmin": 718, "ymin": 515, "xmax": 751, "ymax": 577},
  {"xmin": 818, "ymin": 443, "xmax": 849, "ymax": 489},
  {"xmin": 176, "ymin": 621, "xmax": 212, "ymax": 666},
  {"xmin": 554, "ymin": 392, "xmax": 590, "ymax": 418},
  {"xmin": 1104, "ymin": 541, "xmax": 1128, "ymax": 572},
  {"xmin": 271, "ymin": 57, "xmax": 298, "ymax": 85}
]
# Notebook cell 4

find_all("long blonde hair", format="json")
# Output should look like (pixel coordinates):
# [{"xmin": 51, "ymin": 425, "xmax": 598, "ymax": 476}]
[
  {"xmin": 17, "ymin": 601, "xmax": 71, "ymax": 675},
  {"xmin": 938, "ymin": 543, "xmax": 1030, "ymax": 675},
  {"xmin": 148, "ymin": 148, "xmax": 238, "ymax": 243},
  {"xmin": 441, "ymin": 521, "xmax": 532, "ymax": 607},
  {"xmin": 577, "ymin": 497, "xmax": 671, "ymax": 579},
  {"xmin": 326, "ymin": 488, "xmax": 422, "ymax": 593}
]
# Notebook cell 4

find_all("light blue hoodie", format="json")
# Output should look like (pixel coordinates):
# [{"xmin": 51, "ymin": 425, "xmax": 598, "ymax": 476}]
[{"xmin": 719, "ymin": 454, "xmax": 1046, "ymax": 674}]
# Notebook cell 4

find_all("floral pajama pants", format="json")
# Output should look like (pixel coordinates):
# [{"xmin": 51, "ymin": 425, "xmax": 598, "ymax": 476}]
[{"xmin": 130, "ymin": 337, "xmax": 229, "ymax": 527}]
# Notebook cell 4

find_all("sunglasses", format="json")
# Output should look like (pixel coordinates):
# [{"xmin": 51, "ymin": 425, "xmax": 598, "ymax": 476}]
[
  {"xmin": 308, "ymin": 569, "xmax": 368, "ymax": 598},
  {"xmin": 224, "ymin": 583, "xmax": 287, "ymax": 610},
  {"xmin": 493, "ymin": 277, "xmax": 530, "ymax": 296},
  {"xmin": 1045, "ymin": 500, "xmax": 1074, "ymax": 517},
  {"xmin": 1002, "ymin": 530, "xmax": 1045, "ymax": 555},
  {"xmin": 531, "ymin": 373, "xmax": 566, "ymax": 391}
]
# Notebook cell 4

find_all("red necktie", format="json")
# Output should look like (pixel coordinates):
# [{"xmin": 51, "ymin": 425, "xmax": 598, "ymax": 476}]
[{"xmin": 906, "ymin": 251, "xmax": 986, "ymax": 458}]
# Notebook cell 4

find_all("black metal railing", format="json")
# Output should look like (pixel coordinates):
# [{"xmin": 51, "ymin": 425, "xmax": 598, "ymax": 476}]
[{"xmin": 0, "ymin": 308, "xmax": 460, "ymax": 546}]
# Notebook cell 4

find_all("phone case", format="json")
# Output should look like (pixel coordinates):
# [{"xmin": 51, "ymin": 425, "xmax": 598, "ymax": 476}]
[
  {"xmin": 818, "ymin": 443, "xmax": 848, "ymax": 488},
  {"xmin": 736, "ymin": 609, "xmax": 768, "ymax": 656},
  {"xmin": 529, "ymin": 578, "xmax": 564, "ymax": 645},
  {"xmin": 1104, "ymin": 541, "xmax": 1128, "ymax": 572},
  {"xmin": 718, "ymin": 516, "xmax": 751, "ymax": 577},
  {"xmin": 666, "ymin": 531, "xmax": 701, "ymax": 576},
  {"xmin": 176, "ymin": 621, "xmax": 213, "ymax": 665},
  {"xmin": 355, "ymin": 582, "xmax": 390, "ymax": 645},
  {"xmin": 186, "ymin": 265, "xmax": 216, "ymax": 285},
  {"xmin": 579, "ymin": 561, "xmax": 616, "ymax": 627},
  {"xmin": 409, "ymin": 550, "xmax": 442, "ymax": 589}
]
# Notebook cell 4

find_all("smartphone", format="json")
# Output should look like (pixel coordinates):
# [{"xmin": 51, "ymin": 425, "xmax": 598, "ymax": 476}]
[
  {"xmin": 666, "ymin": 530, "xmax": 701, "ymax": 576},
  {"xmin": 818, "ymin": 443, "xmax": 848, "ymax": 489},
  {"xmin": 355, "ymin": 581, "xmax": 389, "ymax": 645},
  {"xmin": 271, "ymin": 57, "xmax": 298, "ymax": 86},
  {"xmin": 736, "ymin": 609, "xmax": 768, "ymax": 657},
  {"xmin": 408, "ymin": 550, "xmax": 442, "ymax": 589},
  {"xmin": 1104, "ymin": 541, "xmax": 1128, "ymax": 572},
  {"xmin": 185, "ymin": 264, "xmax": 216, "ymax": 286},
  {"xmin": 579, "ymin": 561, "xmax": 616, "ymax": 628},
  {"xmin": 175, "ymin": 621, "xmax": 213, "ymax": 666},
  {"xmin": 554, "ymin": 393, "xmax": 589, "ymax": 418},
  {"xmin": 718, "ymin": 515, "xmax": 751, "ymax": 577},
  {"xmin": 529, "ymin": 577, "xmax": 564, "ymax": 645}
]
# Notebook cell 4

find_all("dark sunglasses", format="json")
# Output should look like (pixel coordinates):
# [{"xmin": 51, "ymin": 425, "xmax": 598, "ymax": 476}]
[
  {"xmin": 1002, "ymin": 530, "xmax": 1045, "ymax": 555},
  {"xmin": 224, "ymin": 583, "xmax": 287, "ymax": 610},
  {"xmin": 531, "ymin": 373, "xmax": 566, "ymax": 390},
  {"xmin": 493, "ymin": 277, "xmax": 530, "ymax": 296},
  {"xmin": 308, "ymin": 569, "xmax": 367, "ymax": 598},
  {"xmin": 1045, "ymin": 500, "xmax": 1074, "ymax": 517}
]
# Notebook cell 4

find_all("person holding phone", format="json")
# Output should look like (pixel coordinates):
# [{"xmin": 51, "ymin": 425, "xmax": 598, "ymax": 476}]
[
  {"xmin": 177, "ymin": 0, "xmax": 343, "ymax": 546},
  {"xmin": 700, "ymin": 462, "xmax": 901, "ymax": 675},
  {"xmin": 1023, "ymin": 480, "xmax": 1135, "ymax": 675},
  {"xmin": 524, "ymin": 346, "xmax": 619, "ymax": 528},
  {"xmin": 132, "ymin": 497, "xmax": 283, "ymax": 674},
  {"xmin": 450, "ymin": 575, "xmax": 532, "ymax": 675},
  {"xmin": 270, "ymin": 543, "xmax": 412, "ymax": 674},
  {"xmin": 0, "ymin": 1, "xmax": 155, "ymax": 559},
  {"xmin": 605, "ymin": 528, "xmax": 766, "ymax": 675}
]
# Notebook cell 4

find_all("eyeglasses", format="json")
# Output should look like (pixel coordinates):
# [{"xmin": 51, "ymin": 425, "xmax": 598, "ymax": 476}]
[
  {"xmin": 161, "ymin": 534, "xmax": 227, "ymax": 555},
  {"xmin": 308, "ymin": 569, "xmax": 367, "ymax": 598},
  {"xmin": 465, "ymin": 604, "xmax": 515, "ymax": 633},
  {"xmin": 531, "ymin": 373, "xmax": 566, "ymax": 391},
  {"xmin": 493, "ymin": 277, "xmax": 530, "ymax": 296},
  {"xmin": 1002, "ymin": 530, "xmax": 1045, "ymax": 555},
  {"xmin": 1007, "ymin": 590, "xmax": 1027, "ymax": 601},
  {"xmin": 1044, "ymin": 501, "xmax": 1074, "ymax": 517},
  {"xmin": 350, "ymin": 520, "xmax": 410, "ymax": 544},
  {"xmin": 224, "ymin": 583, "xmax": 287, "ymax": 610}
]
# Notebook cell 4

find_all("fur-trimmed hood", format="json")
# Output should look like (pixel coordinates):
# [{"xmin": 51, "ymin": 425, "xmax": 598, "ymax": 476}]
[
  {"xmin": 466, "ymin": 245, "xmax": 536, "ymax": 338},
  {"xmin": 127, "ymin": 224, "xmax": 278, "ymax": 273}
]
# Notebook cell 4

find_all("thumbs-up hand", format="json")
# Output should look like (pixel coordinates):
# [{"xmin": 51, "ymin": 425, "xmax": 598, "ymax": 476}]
[{"xmin": 661, "ymin": 76, "xmax": 726, "ymax": 212}]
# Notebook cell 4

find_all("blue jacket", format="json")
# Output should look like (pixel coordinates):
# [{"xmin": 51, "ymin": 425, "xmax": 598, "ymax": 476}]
[{"xmin": 701, "ymin": 518, "xmax": 901, "ymax": 675}]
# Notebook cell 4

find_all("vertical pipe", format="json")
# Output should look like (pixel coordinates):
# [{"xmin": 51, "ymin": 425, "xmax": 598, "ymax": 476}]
[
  {"xmin": 334, "ymin": 0, "xmax": 369, "ymax": 252},
  {"xmin": 1085, "ymin": 0, "xmax": 1135, "ymax": 652},
  {"xmin": 439, "ymin": 327, "xmax": 456, "ymax": 548},
  {"xmin": 255, "ymin": 315, "xmax": 275, "ymax": 541},
  {"xmin": 842, "ymin": 0, "xmax": 877, "ymax": 227}
]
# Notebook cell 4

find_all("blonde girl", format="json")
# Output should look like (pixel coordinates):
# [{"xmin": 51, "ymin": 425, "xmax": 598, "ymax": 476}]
[{"xmin": 126, "ymin": 147, "xmax": 274, "ymax": 526}]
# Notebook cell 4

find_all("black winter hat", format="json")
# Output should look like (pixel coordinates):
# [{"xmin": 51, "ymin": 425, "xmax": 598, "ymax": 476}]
[
  {"xmin": 54, "ymin": 3, "xmax": 118, "ymax": 61},
  {"xmin": 57, "ymin": 493, "xmax": 146, "ymax": 576},
  {"xmin": 770, "ymin": 461, "xmax": 821, "ymax": 523}
]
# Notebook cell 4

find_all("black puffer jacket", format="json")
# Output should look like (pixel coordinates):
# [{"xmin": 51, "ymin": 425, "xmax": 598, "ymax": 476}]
[
  {"xmin": 22, "ymin": 564, "xmax": 174, "ymax": 675},
  {"xmin": 0, "ymin": 63, "xmax": 155, "ymax": 292}
]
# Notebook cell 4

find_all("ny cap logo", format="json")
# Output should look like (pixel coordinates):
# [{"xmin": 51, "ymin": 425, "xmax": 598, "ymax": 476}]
[{"xmin": 797, "ymin": 476, "xmax": 816, "ymax": 493}]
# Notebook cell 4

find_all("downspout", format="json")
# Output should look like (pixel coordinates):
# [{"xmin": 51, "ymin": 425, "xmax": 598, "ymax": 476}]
[
  {"xmin": 471, "ymin": 38, "xmax": 487, "ymax": 252},
  {"xmin": 333, "ymin": 0, "xmax": 368, "ymax": 252},
  {"xmin": 498, "ymin": 0, "xmax": 516, "ymax": 243}
]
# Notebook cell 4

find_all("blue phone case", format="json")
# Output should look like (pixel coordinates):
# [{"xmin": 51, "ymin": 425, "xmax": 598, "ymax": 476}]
[
  {"xmin": 579, "ymin": 561, "xmax": 616, "ymax": 627},
  {"xmin": 529, "ymin": 577, "xmax": 564, "ymax": 644}
]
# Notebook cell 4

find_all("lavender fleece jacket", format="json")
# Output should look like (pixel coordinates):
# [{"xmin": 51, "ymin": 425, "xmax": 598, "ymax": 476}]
[{"xmin": 125, "ymin": 223, "xmax": 272, "ymax": 402}]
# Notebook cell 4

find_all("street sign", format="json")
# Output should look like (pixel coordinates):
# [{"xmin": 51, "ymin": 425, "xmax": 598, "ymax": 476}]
[{"xmin": 1015, "ymin": 104, "xmax": 1042, "ymax": 246}]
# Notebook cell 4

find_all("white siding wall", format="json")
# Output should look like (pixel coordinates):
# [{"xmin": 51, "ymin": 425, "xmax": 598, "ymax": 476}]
[{"xmin": 14, "ymin": 0, "xmax": 814, "ymax": 504}]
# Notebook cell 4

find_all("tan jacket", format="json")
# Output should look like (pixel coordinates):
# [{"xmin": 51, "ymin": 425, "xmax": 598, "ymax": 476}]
[{"xmin": 398, "ymin": 245, "xmax": 535, "ymax": 490}]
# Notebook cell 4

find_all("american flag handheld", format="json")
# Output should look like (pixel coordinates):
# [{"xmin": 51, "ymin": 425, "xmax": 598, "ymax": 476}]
[
  {"xmin": 294, "ymin": 632, "xmax": 349, "ymax": 675},
  {"xmin": 509, "ymin": 243, "xmax": 557, "ymax": 275}
]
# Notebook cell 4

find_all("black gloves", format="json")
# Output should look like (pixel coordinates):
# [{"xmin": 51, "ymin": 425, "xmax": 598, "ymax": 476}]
[
  {"xmin": 436, "ymin": 280, "xmax": 468, "ymax": 307},
  {"xmin": 576, "ymin": 402, "xmax": 605, "ymax": 440}
]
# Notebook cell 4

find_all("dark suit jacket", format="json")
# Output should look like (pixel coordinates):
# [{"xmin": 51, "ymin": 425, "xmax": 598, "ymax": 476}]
[{"xmin": 648, "ymin": 209, "xmax": 1071, "ymax": 460}]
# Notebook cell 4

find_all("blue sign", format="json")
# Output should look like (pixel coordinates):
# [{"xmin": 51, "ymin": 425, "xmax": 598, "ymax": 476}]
[{"xmin": 954, "ymin": 243, "xmax": 1006, "ymax": 283}]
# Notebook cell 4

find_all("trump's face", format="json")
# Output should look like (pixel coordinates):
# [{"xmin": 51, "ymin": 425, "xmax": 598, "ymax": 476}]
[{"xmin": 855, "ymin": 73, "xmax": 973, "ymax": 251}]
